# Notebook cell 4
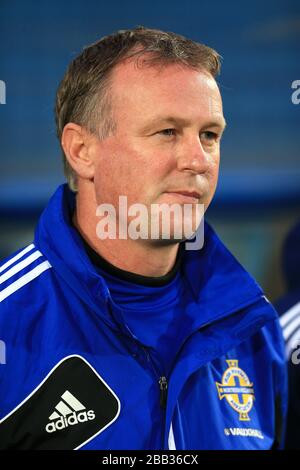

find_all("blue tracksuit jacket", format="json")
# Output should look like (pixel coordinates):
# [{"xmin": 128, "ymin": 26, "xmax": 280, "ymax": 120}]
[{"xmin": 0, "ymin": 184, "xmax": 287, "ymax": 449}]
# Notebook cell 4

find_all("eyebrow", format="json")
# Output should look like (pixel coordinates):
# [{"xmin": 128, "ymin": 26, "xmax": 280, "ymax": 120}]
[{"xmin": 141, "ymin": 115, "xmax": 227, "ymax": 133}]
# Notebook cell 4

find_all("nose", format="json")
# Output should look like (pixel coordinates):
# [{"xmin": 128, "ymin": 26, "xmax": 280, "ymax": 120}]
[{"xmin": 176, "ymin": 135, "xmax": 210, "ymax": 174}]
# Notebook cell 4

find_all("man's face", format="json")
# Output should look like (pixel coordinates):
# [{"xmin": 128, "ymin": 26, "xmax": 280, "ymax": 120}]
[{"xmin": 90, "ymin": 59, "xmax": 225, "ymax": 243}]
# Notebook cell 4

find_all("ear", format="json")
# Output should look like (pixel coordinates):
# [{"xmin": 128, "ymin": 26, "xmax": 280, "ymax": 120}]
[{"xmin": 61, "ymin": 123, "xmax": 95, "ymax": 181}]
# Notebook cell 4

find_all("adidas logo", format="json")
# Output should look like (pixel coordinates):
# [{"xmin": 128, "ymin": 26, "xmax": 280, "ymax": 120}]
[{"xmin": 45, "ymin": 390, "xmax": 95, "ymax": 433}]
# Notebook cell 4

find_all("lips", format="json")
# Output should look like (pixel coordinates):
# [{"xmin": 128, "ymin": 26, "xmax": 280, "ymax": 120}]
[{"xmin": 165, "ymin": 190, "xmax": 201, "ymax": 201}]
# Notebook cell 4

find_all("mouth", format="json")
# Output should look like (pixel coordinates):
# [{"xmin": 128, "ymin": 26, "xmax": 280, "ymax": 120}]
[{"xmin": 164, "ymin": 190, "xmax": 202, "ymax": 202}]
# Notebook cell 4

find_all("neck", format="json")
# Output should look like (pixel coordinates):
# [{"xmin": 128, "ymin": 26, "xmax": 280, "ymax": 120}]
[{"xmin": 74, "ymin": 185, "xmax": 180, "ymax": 278}]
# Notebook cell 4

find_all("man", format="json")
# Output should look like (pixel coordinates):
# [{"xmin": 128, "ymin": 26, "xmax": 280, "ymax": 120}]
[{"xmin": 0, "ymin": 26, "xmax": 287, "ymax": 450}]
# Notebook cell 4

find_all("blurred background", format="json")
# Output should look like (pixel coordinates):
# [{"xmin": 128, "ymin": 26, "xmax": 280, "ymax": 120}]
[{"xmin": 0, "ymin": 0, "xmax": 299, "ymax": 302}]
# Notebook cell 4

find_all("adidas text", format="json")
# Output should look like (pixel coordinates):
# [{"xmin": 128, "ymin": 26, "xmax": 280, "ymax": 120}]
[{"xmin": 45, "ymin": 410, "xmax": 95, "ymax": 433}]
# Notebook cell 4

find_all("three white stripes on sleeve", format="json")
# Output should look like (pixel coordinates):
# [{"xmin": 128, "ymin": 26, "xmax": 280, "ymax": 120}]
[{"xmin": 0, "ymin": 243, "xmax": 51, "ymax": 302}]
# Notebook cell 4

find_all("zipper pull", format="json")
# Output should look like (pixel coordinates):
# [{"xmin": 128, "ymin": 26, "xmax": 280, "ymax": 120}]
[{"xmin": 159, "ymin": 376, "xmax": 168, "ymax": 409}]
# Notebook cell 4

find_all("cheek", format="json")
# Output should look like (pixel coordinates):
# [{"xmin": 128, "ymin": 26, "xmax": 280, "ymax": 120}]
[
  {"xmin": 212, "ymin": 158, "xmax": 220, "ymax": 183},
  {"xmin": 208, "ymin": 150, "xmax": 220, "ymax": 178},
  {"xmin": 208, "ymin": 154, "xmax": 220, "ymax": 197},
  {"xmin": 93, "ymin": 149, "xmax": 153, "ymax": 204},
  {"xmin": 202, "ymin": 153, "xmax": 220, "ymax": 207}
]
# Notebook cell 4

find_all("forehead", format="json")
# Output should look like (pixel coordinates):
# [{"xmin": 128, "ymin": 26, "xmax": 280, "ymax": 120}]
[{"xmin": 109, "ymin": 59, "xmax": 223, "ymax": 124}]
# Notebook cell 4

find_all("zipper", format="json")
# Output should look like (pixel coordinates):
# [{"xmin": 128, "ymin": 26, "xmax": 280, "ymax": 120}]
[
  {"xmin": 159, "ymin": 376, "xmax": 168, "ymax": 409},
  {"xmin": 142, "ymin": 346, "xmax": 169, "ymax": 410}
]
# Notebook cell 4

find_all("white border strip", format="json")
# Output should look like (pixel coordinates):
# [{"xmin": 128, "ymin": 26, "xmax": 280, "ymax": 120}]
[
  {"xmin": 168, "ymin": 422, "xmax": 176, "ymax": 450},
  {"xmin": 0, "ymin": 354, "xmax": 121, "ymax": 450},
  {"xmin": 0, "ymin": 244, "xmax": 35, "ymax": 273},
  {"xmin": 0, "ymin": 261, "xmax": 51, "ymax": 302}
]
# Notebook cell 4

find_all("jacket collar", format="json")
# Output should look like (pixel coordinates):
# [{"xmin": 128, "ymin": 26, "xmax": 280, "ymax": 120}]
[
  {"xmin": 182, "ymin": 221, "xmax": 264, "ymax": 328},
  {"xmin": 34, "ymin": 184, "xmax": 114, "ymax": 327}
]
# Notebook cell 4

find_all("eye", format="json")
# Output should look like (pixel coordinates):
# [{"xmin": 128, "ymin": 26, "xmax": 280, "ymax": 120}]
[
  {"xmin": 157, "ymin": 128, "xmax": 176, "ymax": 137},
  {"xmin": 201, "ymin": 131, "xmax": 219, "ymax": 142}
]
